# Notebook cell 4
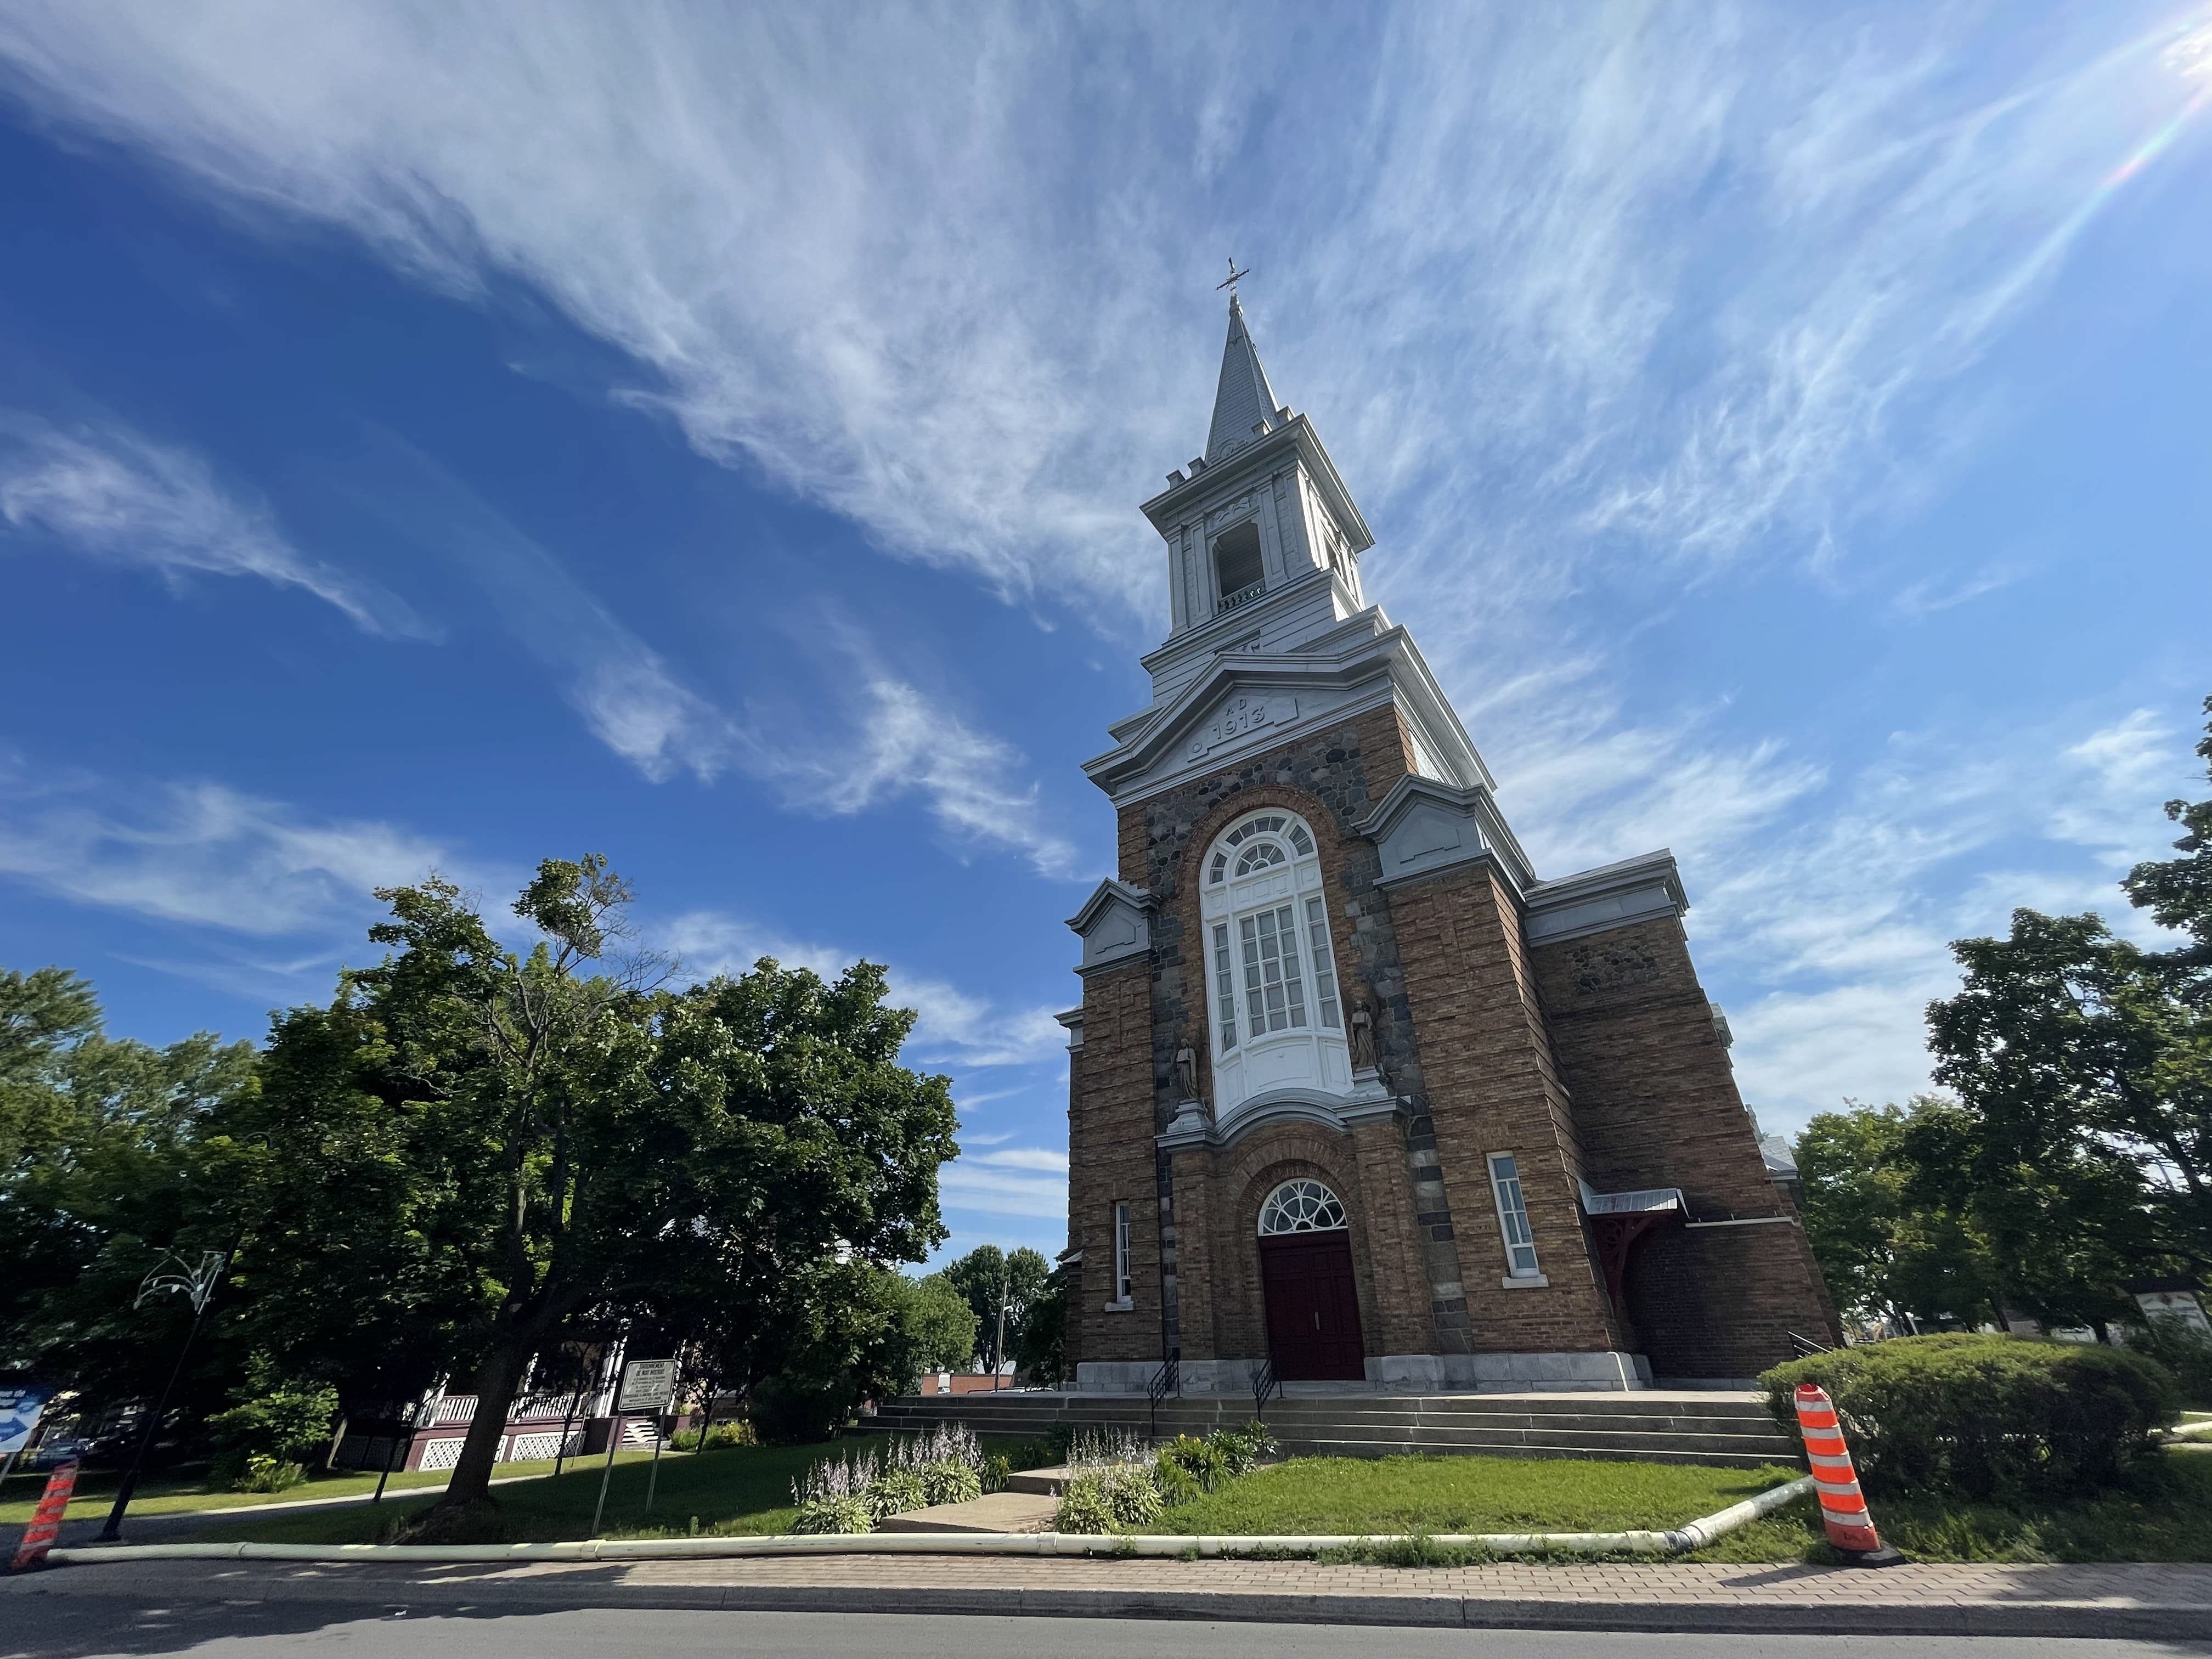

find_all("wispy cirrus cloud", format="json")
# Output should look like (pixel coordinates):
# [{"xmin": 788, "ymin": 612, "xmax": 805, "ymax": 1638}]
[
  {"xmin": 940, "ymin": 1147, "xmax": 1069, "ymax": 1222},
  {"xmin": 0, "ymin": 414, "xmax": 422, "ymax": 636},
  {"xmin": 3, "ymin": 4, "xmax": 2201, "ymax": 640},
  {"xmin": 0, "ymin": 755, "xmax": 493, "ymax": 945},
  {"xmin": 348, "ymin": 437, "xmax": 1076, "ymax": 870}
]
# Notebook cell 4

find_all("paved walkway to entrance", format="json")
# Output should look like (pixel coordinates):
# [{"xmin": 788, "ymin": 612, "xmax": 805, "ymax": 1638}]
[{"xmin": 12, "ymin": 1551, "xmax": 2212, "ymax": 1640}]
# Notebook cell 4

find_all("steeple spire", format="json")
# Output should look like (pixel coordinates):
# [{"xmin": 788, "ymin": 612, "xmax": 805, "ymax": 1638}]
[{"xmin": 1204, "ymin": 291, "xmax": 1282, "ymax": 464}]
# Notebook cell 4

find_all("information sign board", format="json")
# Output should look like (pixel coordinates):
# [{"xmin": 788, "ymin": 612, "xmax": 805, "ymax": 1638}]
[
  {"xmin": 0, "ymin": 1384, "xmax": 54, "ymax": 1461},
  {"xmin": 616, "ymin": 1358, "xmax": 678, "ymax": 1412}
]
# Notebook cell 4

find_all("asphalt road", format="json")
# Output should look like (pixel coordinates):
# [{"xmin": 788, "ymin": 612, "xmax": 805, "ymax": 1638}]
[{"xmin": 4, "ymin": 1605, "xmax": 2208, "ymax": 1659}]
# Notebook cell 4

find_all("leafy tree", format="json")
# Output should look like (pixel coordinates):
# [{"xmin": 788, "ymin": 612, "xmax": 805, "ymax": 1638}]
[
  {"xmin": 1009, "ymin": 1260, "xmax": 1068, "ymax": 1385},
  {"xmin": 1928, "ymin": 910, "xmax": 2210, "ymax": 1290},
  {"xmin": 204, "ymin": 1355, "xmax": 341, "ymax": 1479},
  {"xmin": 1912, "ymin": 693, "xmax": 2212, "ymax": 1327},
  {"xmin": 0, "ymin": 969, "xmax": 254, "ymax": 1412},
  {"xmin": 2125, "ymin": 692, "xmax": 2212, "ymax": 963},
  {"xmin": 1793, "ymin": 1099, "xmax": 1997, "ymax": 1327},
  {"xmin": 942, "ymin": 1244, "xmax": 1051, "ymax": 1372},
  {"xmin": 0, "ymin": 966, "xmax": 100, "ymax": 1170},
  {"xmin": 745, "ymin": 1263, "xmax": 973, "ymax": 1442},
  {"xmin": 250, "ymin": 856, "xmax": 958, "ymax": 1524},
  {"xmin": 903, "ymin": 1273, "xmax": 980, "ymax": 1376}
]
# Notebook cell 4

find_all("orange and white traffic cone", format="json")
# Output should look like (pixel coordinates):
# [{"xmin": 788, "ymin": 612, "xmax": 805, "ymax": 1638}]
[
  {"xmin": 9, "ymin": 1459, "xmax": 81, "ymax": 1572},
  {"xmin": 1792, "ymin": 1383, "xmax": 1903, "ymax": 1566}
]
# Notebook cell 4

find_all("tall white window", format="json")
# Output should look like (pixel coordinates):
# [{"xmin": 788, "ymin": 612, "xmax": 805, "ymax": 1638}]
[
  {"xmin": 1113, "ymin": 1201, "xmax": 1133, "ymax": 1302},
  {"xmin": 1200, "ymin": 809, "xmax": 1351, "ymax": 1121},
  {"xmin": 1488, "ymin": 1153, "xmax": 1542, "ymax": 1278}
]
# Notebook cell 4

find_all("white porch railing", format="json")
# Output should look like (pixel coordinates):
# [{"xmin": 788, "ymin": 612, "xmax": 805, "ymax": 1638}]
[{"xmin": 425, "ymin": 1392, "xmax": 597, "ymax": 1427}]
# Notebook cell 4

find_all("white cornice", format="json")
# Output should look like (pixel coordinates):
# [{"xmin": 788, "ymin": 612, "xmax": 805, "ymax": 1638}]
[
  {"xmin": 1138, "ymin": 415, "xmax": 1374, "ymax": 554},
  {"xmin": 1084, "ymin": 617, "xmax": 1494, "ymax": 808}
]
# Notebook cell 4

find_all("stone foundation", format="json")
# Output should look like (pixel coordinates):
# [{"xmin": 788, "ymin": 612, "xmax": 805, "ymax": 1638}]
[{"xmin": 1075, "ymin": 1350, "xmax": 1652, "ymax": 1396}]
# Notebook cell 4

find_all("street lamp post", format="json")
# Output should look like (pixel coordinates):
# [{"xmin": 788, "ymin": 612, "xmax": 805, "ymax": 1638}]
[{"xmin": 94, "ymin": 1249, "xmax": 228, "ymax": 1544}]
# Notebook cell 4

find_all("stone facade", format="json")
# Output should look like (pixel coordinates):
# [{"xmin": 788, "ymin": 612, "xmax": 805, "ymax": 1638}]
[{"xmin": 1062, "ymin": 295, "xmax": 1842, "ymax": 1393}]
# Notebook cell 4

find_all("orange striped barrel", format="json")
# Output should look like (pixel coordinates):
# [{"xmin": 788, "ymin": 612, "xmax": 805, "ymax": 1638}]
[
  {"xmin": 9, "ymin": 1459, "xmax": 81, "ymax": 1571},
  {"xmin": 1792, "ymin": 1383, "xmax": 1885, "ymax": 1555}
]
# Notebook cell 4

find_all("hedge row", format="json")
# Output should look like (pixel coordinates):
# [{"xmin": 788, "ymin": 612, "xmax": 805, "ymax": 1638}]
[{"xmin": 1762, "ymin": 1333, "xmax": 2179, "ymax": 1500}]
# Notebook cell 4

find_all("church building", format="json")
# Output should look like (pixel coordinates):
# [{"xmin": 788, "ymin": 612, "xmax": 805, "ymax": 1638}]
[{"xmin": 1058, "ymin": 294, "xmax": 1841, "ymax": 1392}]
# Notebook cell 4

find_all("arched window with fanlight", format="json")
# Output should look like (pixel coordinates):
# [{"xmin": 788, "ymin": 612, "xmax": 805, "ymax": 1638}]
[{"xmin": 1200, "ymin": 808, "xmax": 1351, "ymax": 1124}]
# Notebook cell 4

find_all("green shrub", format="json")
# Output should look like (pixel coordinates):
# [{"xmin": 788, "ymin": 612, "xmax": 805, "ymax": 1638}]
[
  {"xmin": 1104, "ymin": 1464, "xmax": 1163, "ymax": 1526},
  {"xmin": 791, "ymin": 1494, "xmax": 873, "ymax": 1534},
  {"xmin": 1158, "ymin": 1434, "xmax": 1228, "ymax": 1491},
  {"xmin": 231, "ymin": 1454, "xmax": 307, "ymax": 1494},
  {"xmin": 1054, "ymin": 1472, "xmax": 1117, "ymax": 1534},
  {"xmin": 867, "ymin": 1467, "xmax": 927, "ymax": 1520},
  {"xmin": 750, "ymin": 1375, "xmax": 849, "ymax": 1446},
  {"xmin": 1215, "ymin": 1420, "xmax": 1278, "ymax": 1475},
  {"xmin": 206, "ymin": 1364, "xmax": 339, "ymax": 1485},
  {"xmin": 981, "ymin": 1453, "xmax": 1012, "ymax": 1494},
  {"xmin": 2134, "ymin": 1318, "xmax": 2212, "ymax": 1410},
  {"xmin": 1762, "ymin": 1334, "xmax": 2180, "ymax": 1500},
  {"xmin": 919, "ymin": 1459, "xmax": 981, "ymax": 1506},
  {"xmin": 672, "ymin": 1420, "xmax": 755, "ymax": 1452},
  {"xmin": 1152, "ymin": 1456, "xmax": 1202, "ymax": 1509}
]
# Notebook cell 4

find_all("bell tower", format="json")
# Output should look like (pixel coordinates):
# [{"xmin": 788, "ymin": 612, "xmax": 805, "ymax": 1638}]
[{"xmin": 1056, "ymin": 290, "xmax": 1841, "ymax": 1398}]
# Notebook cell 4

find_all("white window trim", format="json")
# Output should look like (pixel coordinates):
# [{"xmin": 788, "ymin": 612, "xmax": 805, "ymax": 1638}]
[
  {"xmin": 1487, "ymin": 1150, "xmax": 1544, "ymax": 1281},
  {"xmin": 1106, "ymin": 1200, "xmax": 1134, "ymax": 1310}
]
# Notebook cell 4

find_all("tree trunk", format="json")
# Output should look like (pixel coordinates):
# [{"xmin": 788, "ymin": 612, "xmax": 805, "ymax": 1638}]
[{"xmin": 433, "ymin": 1338, "xmax": 532, "ymax": 1509}]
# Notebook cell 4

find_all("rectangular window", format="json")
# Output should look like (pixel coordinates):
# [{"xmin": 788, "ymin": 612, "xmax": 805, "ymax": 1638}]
[
  {"xmin": 1306, "ymin": 896, "xmax": 1340, "ymax": 1028},
  {"xmin": 1488, "ymin": 1153, "xmax": 1541, "ymax": 1277},
  {"xmin": 1113, "ymin": 1202, "xmax": 1133, "ymax": 1301},
  {"xmin": 1240, "ymin": 906, "xmax": 1308, "ymax": 1034},
  {"xmin": 1213, "ymin": 922, "xmax": 1238, "ymax": 1051}
]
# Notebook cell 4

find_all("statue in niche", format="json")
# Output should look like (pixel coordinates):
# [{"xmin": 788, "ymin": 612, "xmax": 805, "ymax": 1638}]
[
  {"xmin": 1173, "ymin": 1038, "xmax": 1201, "ymax": 1103},
  {"xmin": 1348, "ymin": 998, "xmax": 1379, "ymax": 1073}
]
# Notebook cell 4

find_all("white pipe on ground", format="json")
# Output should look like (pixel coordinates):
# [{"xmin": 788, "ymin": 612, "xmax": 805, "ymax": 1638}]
[{"xmin": 47, "ymin": 1476, "xmax": 1814, "ymax": 1566}]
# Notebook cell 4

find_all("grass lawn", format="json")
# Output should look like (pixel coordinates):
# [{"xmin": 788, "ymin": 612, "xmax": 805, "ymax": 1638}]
[
  {"xmin": 193, "ymin": 1432, "xmax": 1049, "ymax": 1545},
  {"xmin": 0, "ymin": 1457, "xmax": 555, "ymax": 1527},
  {"xmin": 1129, "ymin": 1452, "xmax": 2212, "ymax": 1565},
  {"xmin": 1131, "ymin": 1454, "xmax": 1808, "ymax": 1560}
]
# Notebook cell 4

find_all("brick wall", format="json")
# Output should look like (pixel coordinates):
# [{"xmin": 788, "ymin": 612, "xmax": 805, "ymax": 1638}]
[
  {"xmin": 1102, "ymin": 704, "xmax": 1457, "ymax": 1363},
  {"xmin": 1385, "ymin": 860, "xmax": 1626, "ymax": 1353},
  {"xmin": 1066, "ymin": 958, "xmax": 1167, "ymax": 1368},
  {"xmin": 1531, "ymin": 915, "xmax": 1844, "ymax": 1376}
]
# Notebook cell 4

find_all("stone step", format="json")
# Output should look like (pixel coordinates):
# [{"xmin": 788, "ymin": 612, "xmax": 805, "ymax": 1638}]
[
  {"xmin": 1001, "ymin": 1466, "xmax": 1075, "ymax": 1496},
  {"xmin": 876, "ymin": 1490, "xmax": 1059, "ymax": 1534},
  {"xmin": 869, "ymin": 1390, "xmax": 1801, "ymax": 1471}
]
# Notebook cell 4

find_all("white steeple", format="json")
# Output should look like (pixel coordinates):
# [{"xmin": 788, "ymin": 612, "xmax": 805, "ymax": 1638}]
[{"xmin": 1205, "ymin": 292, "xmax": 1283, "ymax": 464}]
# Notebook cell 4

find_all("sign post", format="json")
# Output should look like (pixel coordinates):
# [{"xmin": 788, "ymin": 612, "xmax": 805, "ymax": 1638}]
[{"xmin": 591, "ymin": 1357, "xmax": 676, "ymax": 1537}]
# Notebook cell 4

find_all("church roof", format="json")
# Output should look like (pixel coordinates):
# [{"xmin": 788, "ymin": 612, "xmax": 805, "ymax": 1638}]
[{"xmin": 1205, "ymin": 292, "xmax": 1283, "ymax": 464}]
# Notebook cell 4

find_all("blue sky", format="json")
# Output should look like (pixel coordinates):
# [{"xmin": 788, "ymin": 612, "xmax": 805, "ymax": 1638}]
[{"xmin": 1, "ymin": 4, "xmax": 2209, "ymax": 1266}]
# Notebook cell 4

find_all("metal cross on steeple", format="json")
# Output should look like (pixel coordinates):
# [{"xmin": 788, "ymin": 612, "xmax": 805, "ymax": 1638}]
[{"xmin": 1217, "ymin": 257, "xmax": 1249, "ymax": 294}]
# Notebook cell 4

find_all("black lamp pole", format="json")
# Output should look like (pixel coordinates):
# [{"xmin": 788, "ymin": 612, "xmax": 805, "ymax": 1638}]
[{"xmin": 95, "ymin": 1249, "xmax": 227, "ymax": 1545}]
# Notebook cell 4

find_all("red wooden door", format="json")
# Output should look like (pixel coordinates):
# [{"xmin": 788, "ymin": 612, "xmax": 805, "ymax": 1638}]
[{"xmin": 1259, "ymin": 1231, "xmax": 1366, "ymax": 1380}]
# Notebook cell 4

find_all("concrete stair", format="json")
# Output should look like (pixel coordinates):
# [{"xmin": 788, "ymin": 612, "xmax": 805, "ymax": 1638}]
[
  {"xmin": 871, "ymin": 1390, "xmax": 1799, "ymax": 1471},
  {"xmin": 877, "ymin": 1491, "xmax": 1059, "ymax": 1533}
]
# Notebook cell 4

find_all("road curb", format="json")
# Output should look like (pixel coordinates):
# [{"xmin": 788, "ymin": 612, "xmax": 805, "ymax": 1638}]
[{"xmin": 8, "ymin": 1562, "xmax": 2212, "ymax": 1639}]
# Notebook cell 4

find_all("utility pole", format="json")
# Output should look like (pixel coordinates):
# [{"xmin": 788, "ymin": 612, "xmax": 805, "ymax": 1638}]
[
  {"xmin": 95, "ymin": 1249, "xmax": 227, "ymax": 1544},
  {"xmin": 992, "ymin": 1268, "xmax": 1009, "ymax": 1391}
]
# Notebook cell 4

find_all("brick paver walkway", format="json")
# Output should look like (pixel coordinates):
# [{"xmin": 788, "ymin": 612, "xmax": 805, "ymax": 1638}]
[{"xmin": 11, "ymin": 1552, "xmax": 2212, "ymax": 1639}]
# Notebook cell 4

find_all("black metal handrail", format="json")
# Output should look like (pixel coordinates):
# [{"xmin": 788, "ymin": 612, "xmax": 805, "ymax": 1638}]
[
  {"xmin": 1147, "ymin": 1351, "xmax": 1180, "ymax": 1441},
  {"xmin": 1788, "ymin": 1330, "xmax": 1832, "ymax": 1358},
  {"xmin": 1250, "ymin": 1354, "xmax": 1281, "ymax": 1421}
]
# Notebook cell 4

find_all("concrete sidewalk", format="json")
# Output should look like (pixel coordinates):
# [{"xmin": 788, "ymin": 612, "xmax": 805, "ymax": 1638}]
[{"xmin": 9, "ymin": 1551, "xmax": 2212, "ymax": 1639}]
